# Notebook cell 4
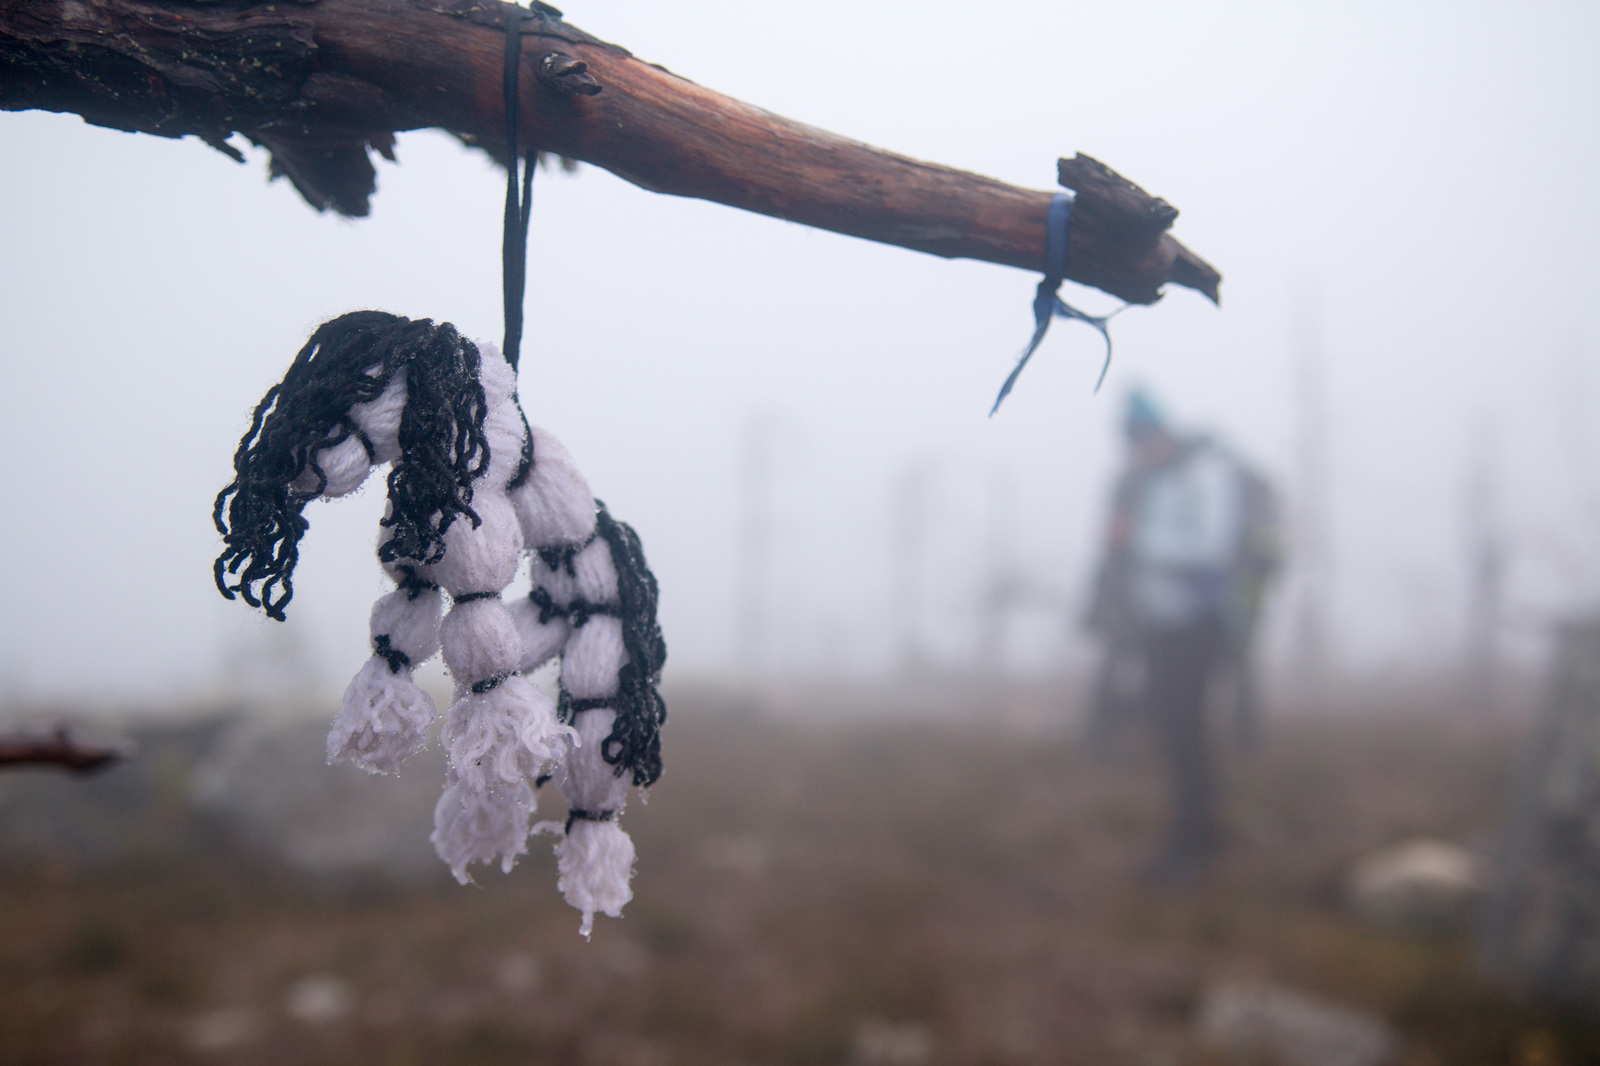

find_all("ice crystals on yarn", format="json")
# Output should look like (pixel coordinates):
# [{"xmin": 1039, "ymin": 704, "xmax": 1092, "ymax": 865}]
[{"xmin": 214, "ymin": 311, "xmax": 667, "ymax": 934}]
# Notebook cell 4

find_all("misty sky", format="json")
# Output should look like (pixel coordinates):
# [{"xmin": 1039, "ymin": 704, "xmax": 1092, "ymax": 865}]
[{"xmin": 3, "ymin": 0, "xmax": 1598, "ymax": 705}]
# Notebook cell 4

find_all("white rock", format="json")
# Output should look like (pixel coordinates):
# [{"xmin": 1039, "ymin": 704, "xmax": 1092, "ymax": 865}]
[
  {"xmin": 1197, "ymin": 982, "xmax": 1399, "ymax": 1066},
  {"xmin": 850, "ymin": 1017, "xmax": 934, "ymax": 1066},
  {"xmin": 1349, "ymin": 838, "xmax": 1481, "ymax": 934},
  {"xmin": 285, "ymin": 974, "xmax": 354, "ymax": 1024},
  {"xmin": 184, "ymin": 1009, "xmax": 258, "ymax": 1051}
]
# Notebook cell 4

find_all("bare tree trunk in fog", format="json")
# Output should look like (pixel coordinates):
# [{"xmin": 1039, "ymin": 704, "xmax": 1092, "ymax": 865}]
[
  {"xmin": 1290, "ymin": 287, "xmax": 1333, "ymax": 696},
  {"xmin": 737, "ymin": 416, "xmax": 777, "ymax": 676},
  {"xmin": 0, "ymin": 0, "xmax": 1220, "ymax": 306},
  {"xmin": 891, "ymin": 461, "xmax": 933, "ymax": 677},
  {"xmin": 1463, "ymin": 423, "xmax": 1504, "ymax": 714}
]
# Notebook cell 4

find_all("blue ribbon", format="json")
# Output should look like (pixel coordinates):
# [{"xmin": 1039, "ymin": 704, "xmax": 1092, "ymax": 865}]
[{"xmin": 989, "ymin": 191, "xmax": 1122, "ymax": 415}]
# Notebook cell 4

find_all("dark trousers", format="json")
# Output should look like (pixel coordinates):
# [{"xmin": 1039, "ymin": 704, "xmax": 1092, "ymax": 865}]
[{"xmin": 1144, "ymin": 614, "xmax": 1225, "ymax": 865}]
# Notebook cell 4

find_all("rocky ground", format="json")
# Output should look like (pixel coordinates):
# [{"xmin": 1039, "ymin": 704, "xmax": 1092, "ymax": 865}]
[{"xmin": 1, "ymin": 685, "xmax": 1596, "ymax": 1065}]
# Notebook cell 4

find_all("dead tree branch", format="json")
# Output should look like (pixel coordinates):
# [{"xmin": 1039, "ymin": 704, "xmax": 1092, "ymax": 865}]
[
  {"xmin": 0, "ymin": 728, "xmax": 130, "ymax": 774},
  {"xmin": 0, "ymin": 0, "xmax": 1219, "ymax": 305}
]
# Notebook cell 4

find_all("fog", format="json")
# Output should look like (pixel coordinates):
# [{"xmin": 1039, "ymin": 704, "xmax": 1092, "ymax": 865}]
[{"xmin": 2, "ymin": 0, "xmax": 1598, "ymax": 705}]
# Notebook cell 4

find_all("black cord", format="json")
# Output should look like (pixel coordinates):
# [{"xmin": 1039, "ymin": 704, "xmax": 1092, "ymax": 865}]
[
  {"xmin": 502, "ymin": 3, "xmax": 536, "ymax": 373},
  {"xmin": 502, "ymin": 3, "xmax": 538, "ymax": 489}
]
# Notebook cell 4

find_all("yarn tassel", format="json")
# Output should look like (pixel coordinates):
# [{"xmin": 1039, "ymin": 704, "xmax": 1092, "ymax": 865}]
[{"xmin": 327, "ymin": 586, "xmax": 443, "ymax": 773}]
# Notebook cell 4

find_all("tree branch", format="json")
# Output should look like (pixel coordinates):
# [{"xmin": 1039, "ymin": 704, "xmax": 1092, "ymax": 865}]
[
  {"xmin": 0, "ymin": 0, "xmax": 1220, "ymax": 305},
  {"xmin": 0, "ymin": 728, "xmax": 129, "ymax": 774}
]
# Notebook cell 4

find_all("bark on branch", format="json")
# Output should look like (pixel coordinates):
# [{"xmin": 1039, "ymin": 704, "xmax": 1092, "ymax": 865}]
[
  {"xmin": 0, "ymin": 0, "xmax": 1220, "ymax": 305},
  {"xmin": 0, "ymin": 728, "xmax": 129, "ymax": 774}
]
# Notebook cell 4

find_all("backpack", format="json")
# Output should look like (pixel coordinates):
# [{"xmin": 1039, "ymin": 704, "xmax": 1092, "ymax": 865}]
[{"xmin": 1225, "ymin": 461, "xmax": 1285, "ymax": 644}]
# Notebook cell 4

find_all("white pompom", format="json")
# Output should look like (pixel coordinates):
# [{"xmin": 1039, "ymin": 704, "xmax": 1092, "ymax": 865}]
[
  {"xmin": 429, "ymin": 491, "xmax": 524, "ymax": 596},
  {"xmin": 349, "ymin": 370, "xmax": 407, "ymax": 464},
  {"xmin": 508, "ymin": 594, "xmax": 570, "ymax": 673},
  {"xmin": 439, "ymin": 597, "xmax": 521, "ymax": 685},
  {"xmin": 292, "ymin": 433, "xmax": 373, "ymax": 499},
  {"xmin": 327, "ymin": 656, "xmax": 437, "ymax": 773},
  {"xmin": 370, "ymin": 586, "xmax": 443, "ymax": 665},
  {"xmin": 554, "ymin": 819, "xmax": 635, "ymax": 937},
  {"xmin": 441, "ymin": 678, "xmax": 573, "ymax": 794},
  {"xmin": 570, "ymin": 537, "xmax": 620, "ymax": 604},
  {"xmin": 511, "ymin": 426, "xmax": 596, "ymax": 547},
  {"xmin": 431, "ymin": 779, "xmax": 535, "ymax": 884},
  {"xmin": 562, "ymin": 617, "xmax": 626, "ymax": 699}
]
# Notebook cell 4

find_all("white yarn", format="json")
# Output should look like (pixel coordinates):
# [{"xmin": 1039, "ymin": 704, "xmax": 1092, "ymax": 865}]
[
  {"xmin": 475, "ymin": 344, "xmax": 528, "ymax": 489},
  {"xmin": 546, "ymin": 708, "xmax": 635, "ymax": 937},
  {"xmin": 327, "ymin": 656, "xmax": 437, "ymax": 773},
  {"xmin": 428, "ymin": 491, "xmax": 524, "ymax": 596},
  {"xmin": 507, "ymin": 595, "xmax": 570, "ymax": 673},
  {"xmin": 431, "ymin": 777, "xmax": 535, "ymax": 884},
  {"xmin": 511, "ymin": 425, "xmax": 597, "ymax": 547},
  {"xmin": 441, "ymin": 678, "xmax": 572, "ymax": 794},
  {"xmin": 326, "ymin": 586, "xmax": 443, "ymax": 774},
  {"xmin": 291, "ymin": 432, "xmax": 374, "ymax": 499},
  {"xmin": 555, "ymin": 820, "xmax": 635, "ymax": 938},
  {"xmin": 369, "ymin": 586, "xmax": 443, "ymax": 665},
  {"xmin": 562, "ymin": 617, "xmax": 626, "ymax": 699},
  {"xmin": 439, "ymin": 597, "xmax": 522, "ymax": 683},
  {"xmin": 289, "ymin": 365, "xmax": 404, "ymax": 499},
  {"xmin": 349, "ymin": 370, "xmax": 407, "ymax": 464},
  {"xmin": 533, "ymin": 553, "xmax": 579, "ymax": 604},
  {"xmin": 282, "ymin": 334, "xmax": 658, "ymax": 928},
  {"xmin": 570, "ymin": 537, "xmax": 620, "ymax": 603},
  {"xmin": 560, "ymin": 708, "xmax": 631, "ymax": 810}
]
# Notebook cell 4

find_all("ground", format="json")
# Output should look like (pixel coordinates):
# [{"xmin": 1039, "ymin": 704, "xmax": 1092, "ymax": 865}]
[{"xmin": 1, "ymin": 685, "xmax": 1596, "ymax": 1065}]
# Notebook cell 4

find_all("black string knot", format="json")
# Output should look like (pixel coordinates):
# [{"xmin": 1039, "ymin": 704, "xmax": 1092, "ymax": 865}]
[
  {"xmin": 395, "ymin": 565, "xmax": 439, "ymax": 600},
  {"xmin": 564, "ymin": 807, "xmax": 614, "ymax": 834},
  {"xmin": 535, "ymin": 535, "xmax": 594, "ymax": 576},
  {"xmin": 373, "ymin": 634, "xmax": 410, "ymax": 674},
  {"xmin": 471, "ymin": 672, "xmax": 512, "ymax": 694},
  {"xmin": 558, "ymin": 689, "xmax": 613, "ymax": 724}
]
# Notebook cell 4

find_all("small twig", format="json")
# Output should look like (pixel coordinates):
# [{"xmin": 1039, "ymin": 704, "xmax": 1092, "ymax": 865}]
[{"xmin": 0, "ymin": 728, "xmax": 131, "ymax": 774}]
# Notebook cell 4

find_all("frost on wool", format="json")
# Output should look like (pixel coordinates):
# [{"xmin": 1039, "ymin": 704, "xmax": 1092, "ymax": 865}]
[
  {"xmin": 545, "ymin": 708, "xmax": 637, "ymax": 936},
  {"xmin": 325, "ymin": 584, "xmax": 445, "ymax": 774},
  {"xmin": 520, "ymin": 494, "xmax": 667, "ymax": 934},
  {"xmin": 432, "ymin": 776, "xmax": 536, "ymax": 883},
  {"xmin": 215, "ymin": 311, "xmax": 667, "ymax": 933}
]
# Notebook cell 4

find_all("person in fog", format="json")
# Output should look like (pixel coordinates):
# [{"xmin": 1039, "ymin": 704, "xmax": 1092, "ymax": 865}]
[{"xmin": 1085, "ymin": 390, "xmax": 1282, "ymax": 883}]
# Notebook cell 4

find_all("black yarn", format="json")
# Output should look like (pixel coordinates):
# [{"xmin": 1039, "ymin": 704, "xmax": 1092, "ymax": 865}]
[
  {"xmin": 213, "ymin": 312, "xmax": 491, "ymax": 620},
  {"xmin": 453, "ymin": 590, "xmax": 500, "ymax": 604},
  {"xmin": 564, "ymin": 807, "xmax": 615, "ymax": 834},
  {"xmin": 588, "ymin": 502, "xmax": 667, "ymax": 788},
  {"xmin": 529, "ymin": 586, "xmax": 565, "ymax": 624},
  {"xmin": 471, "ymin": 673, "xmax": 512, "ymax": 694},
  {"xmin": 536, "ymin": 538, "xmax": 590, "ymax": 576},
  {"xmin": 559, "ymin": 691, "xmax": 614, "ymax": 719},
  {"xmin": 501, "ymin": 2, "xmax": 537, "ymax": 493},
  {"xmin": 395, "ymin": 565, "xmax": 440, "ymax": 600},
  {"xmin": 529, "ymin": 587, "xmax": 619, "ymax": 629},
  {"xmin": 373, "ymin": 634, "xmax": 410, "ymax": 674}
]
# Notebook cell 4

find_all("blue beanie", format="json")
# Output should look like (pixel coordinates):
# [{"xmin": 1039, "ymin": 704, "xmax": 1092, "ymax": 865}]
[{"xmin": 1123, "ymin": 388, "xmax": 1166, "ymax": 441}]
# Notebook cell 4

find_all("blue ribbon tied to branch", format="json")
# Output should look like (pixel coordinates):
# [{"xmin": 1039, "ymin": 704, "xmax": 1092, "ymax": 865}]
[{"xmin": 989, "ymin": 191, "xmax": 1125, "ymax": 415}]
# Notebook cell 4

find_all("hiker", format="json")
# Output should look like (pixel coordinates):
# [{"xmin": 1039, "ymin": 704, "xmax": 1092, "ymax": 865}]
[{"xmin": 1084, "ymin": 389, "xmax": 1282, "ymax": 883}]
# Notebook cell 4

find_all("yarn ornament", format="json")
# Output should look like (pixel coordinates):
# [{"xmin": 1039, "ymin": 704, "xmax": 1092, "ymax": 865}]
[{"xmin": 214, "ymin": 310, "xmax": 666, "ymax": 934}]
